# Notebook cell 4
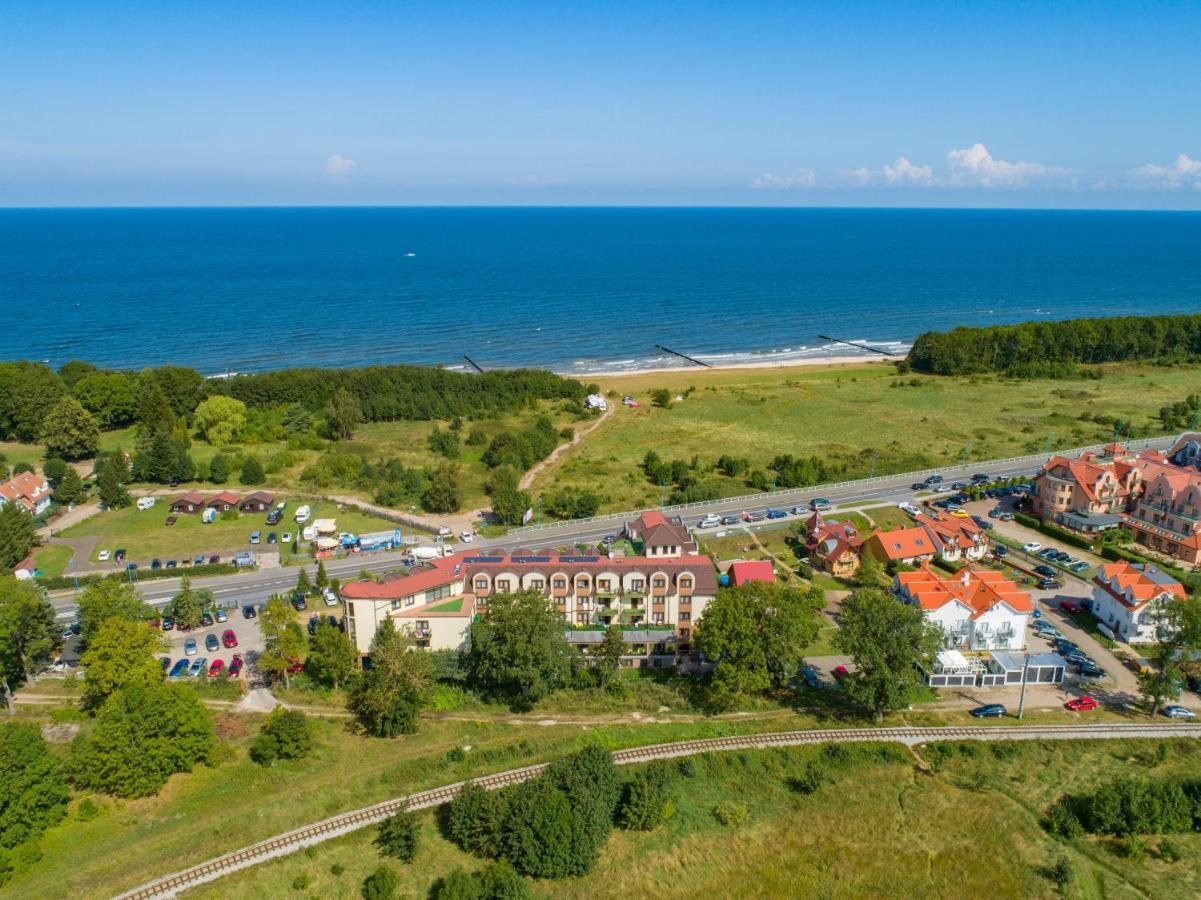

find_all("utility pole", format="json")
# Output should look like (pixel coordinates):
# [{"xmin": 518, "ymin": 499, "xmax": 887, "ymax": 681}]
[
  {"xmin": 660, "ymin": 479, "xmax": 667, "ymax": 511},
  {"xmin": 1017, "ymin": 654, "xmax": 1031, "ymax": 720},
  {"xmin": 869, "ymin": 451, "xmax": 877, "ymax": 479}
]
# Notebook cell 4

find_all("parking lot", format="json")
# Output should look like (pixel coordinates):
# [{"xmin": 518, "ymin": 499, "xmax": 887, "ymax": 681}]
[{"xmin": 161, "ymin": 609, "xmax": 265, "ymax": 680}]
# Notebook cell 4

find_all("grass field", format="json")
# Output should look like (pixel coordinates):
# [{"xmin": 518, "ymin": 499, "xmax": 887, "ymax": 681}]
[
  {"xmin": 60, "ymin": 497, "xmax": 398, "ymax": 564},
  {"xmin": 160, "ymin": 738, "xmax": 1201, "ymax": 899},
  {"xmin": 532, "ymin": 360, "xmax": 1201, "ymax": 512},
  {"xmin": 30, "ymin": 543, "xmax": 74, "ymax": 578}
]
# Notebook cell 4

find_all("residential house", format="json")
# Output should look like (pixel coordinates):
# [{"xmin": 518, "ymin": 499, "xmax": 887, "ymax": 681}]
[
  {"xmin": 341, "ymin": 529, "xmax": 718, "ymax": 667},
  {"xmin": 801, "ymin": 511, "xmax": 862, "ymax": 578},
  {"xmin": 913, "ymin": 511, "xmax": 989, "ymax": 563},
  {"xmin": 239, "ymin": 491, "xmax": 275, "ymax": 513},
  {"xmin": 1032, "ymin": 450, "xmax": 1138, "ymax": 520},
  {"xmin": 0, "ymin": 471, "xmax": 52, "ymax": 516},
  {"xmin": 1167, "ymin": 432, "xmax": 1201, "ymax": 471},
  {"xmin": 206, "ymin": 491, "xmax": 240, "ymax": 513},
  {"xmin": 1120, "ymin": 463, "xmax": 1201, "ymax": 566},
  {"xmin": 13, "ymin": 556, "xmax": 36, "ymax": 580},
  {"xmin": 727, "ymin": 559, "xmax": 775, "ymax": 586},
  {"xmin": 1090, "ymin": 561, "xmax": 1187, "ymax": 643},
  {"xmin": 864, "ymin": 525, "xmax": 937, "ymax": 567},
  {"xmin": 170, "ymin": 491, "xmax": 206, "ymax": 514},
  {"xmin": 624, "ymin": 510, "xmax": 698, "ymax": 557},
  {"xmin": 893, "ymin": 565, "xmax": 1032, "ymax": 651}
]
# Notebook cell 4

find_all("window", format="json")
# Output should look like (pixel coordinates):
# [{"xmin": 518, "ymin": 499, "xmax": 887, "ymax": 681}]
[
  {"xmin": 405, "ymin": 597, "xmax": 414, "ymax": 607},
  {"xmin": 679, "ymin": 611, "xmax": 691, "ymax": 621},
  {"xmin": 653, "ymin": 576, "xmax": 667, "ymax": 588},
  {"xmin": 679, "ymin": 576, "xmax": 692, "ymax": 589},
  {"xmin": 630, "ymin": 579, "xmax": 645, "ymax": 591},
  {"xmin": 598, "ymin": 579, "xmax": 612, "ymax": 591},
  {"xmin": 653, "ymin": 613, "xmax": 664, "ymax": 624},
  {"xmin": 475, "ymin": 577, "xmax": 489, "ymax": 590},
  {"xmin": 497, "ymin": 579, "xmax": 512, "ymax": 592},
  {"xmin": 553, "ymin": 577, "xmax": 567, "ymax": 589},
  {"xmin": 529, "ymin": 579, "xmax": 545, "ymax": 591}
]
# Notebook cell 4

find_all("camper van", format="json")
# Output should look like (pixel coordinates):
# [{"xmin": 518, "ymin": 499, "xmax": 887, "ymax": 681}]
[
  {"xmin": 294, "ymin": 504, "xmax": 311, "ymax": 524},
  {"xmin": 202, "ymin": 507, "xmax": 217, "ymax": 524},
  {"xmin": 136, "ymin": 497, "xmax": 156, "ymax": 510}
]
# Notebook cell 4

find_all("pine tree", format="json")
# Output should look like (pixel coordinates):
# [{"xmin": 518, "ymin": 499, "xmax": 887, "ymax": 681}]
[
  {"xmin": 315, "ymin": 558, "xmax": 328, "ymax": 590},
  {"xmin": 296, "ymin": 567, "xmax": 312, "ymax": 595}
]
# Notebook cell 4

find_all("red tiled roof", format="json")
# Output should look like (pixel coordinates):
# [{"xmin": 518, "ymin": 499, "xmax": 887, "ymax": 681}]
[
  {"xmin": 869, "ymin": 526, "xmax": 935, "ymax": 560},
  {"xmin": 0, "ymin": 471, "xmax": 51, "ymax": 513},
  {"xmin": 341, "ymin": 555, "xmax": 462, "ymax": 599},
  {"xmin": 638, "ymin": 510, "xmax": 668, "ymax": 529},
  {"xmin": 209, "ymin": 491, "xmax": 240, "ymax": 505},
  {"xmin": 896, "ymin": 566, "xmax": 1033, "ymax": 618},
  {"xmin": 176, "ymin": 491, "xmax": 205, "ymax": 505},
  {"xmin": 1095, "ymin": 561, "xmax": 1186, "ymax": 610},
  {"xmin": 728, "ymin": 560, "xmax": 775, "ymax": 586}
]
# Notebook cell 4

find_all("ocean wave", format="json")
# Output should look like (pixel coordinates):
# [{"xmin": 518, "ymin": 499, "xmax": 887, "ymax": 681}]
[{"xmin": 556, "ymin": 340, "xmax": 911, "ymax": 376}]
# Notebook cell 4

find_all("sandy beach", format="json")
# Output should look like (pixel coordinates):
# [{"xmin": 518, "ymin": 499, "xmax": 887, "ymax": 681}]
[{"xmin": 571, "ymin": 352, "xmax": 895, "ymax": 381}]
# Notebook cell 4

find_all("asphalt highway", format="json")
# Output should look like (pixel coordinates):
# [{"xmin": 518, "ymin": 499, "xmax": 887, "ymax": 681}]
[{"xmin": 50, "ymin": 436, "xmax": 1173, "ymax": 622}]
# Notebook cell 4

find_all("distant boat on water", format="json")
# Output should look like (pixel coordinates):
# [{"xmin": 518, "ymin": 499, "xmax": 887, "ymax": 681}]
[{"xmin": 404, "ymin": 251, "xmax": 416, "ymax": 257}]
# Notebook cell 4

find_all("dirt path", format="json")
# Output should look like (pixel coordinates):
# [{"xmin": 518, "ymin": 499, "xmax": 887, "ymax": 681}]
[
  {"xmin": 520, "ymin": 403, "xmax": 614, "ymax": 490},
  {"xmin": 39, "ymin": 501, "xmax": 101, "ymax": 538}
]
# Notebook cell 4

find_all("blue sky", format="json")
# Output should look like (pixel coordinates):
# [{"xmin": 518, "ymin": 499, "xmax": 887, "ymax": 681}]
[{"xmin": 3, "ymin": 0, "xmax": 1201, "ymax": 207}]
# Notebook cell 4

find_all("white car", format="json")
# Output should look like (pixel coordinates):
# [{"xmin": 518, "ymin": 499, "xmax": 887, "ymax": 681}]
[
  {"xmin": 323, "ymin": 588, "xmax": 339, "ymax": 606},
  {"xmin": 460, "ymin": 531, "xmax": 474, "ymax": 543},
  {"xmin": 698, "ymin": 514, "xmax": 721, "ymax": 528},
  {"xmin": 897, "ymin": 503, "xmax": 920, "ymax": 517},
  {"xmin": 281, "ymin": 532, "xmax": 293, "ymax": 543},
  {"xmin": 97, "ymin": 549, "xmax": 111, "ymax": 562},
  {"xmin": 1023, "ymin": 541, "xmax": 1043, "ymax": 553}
]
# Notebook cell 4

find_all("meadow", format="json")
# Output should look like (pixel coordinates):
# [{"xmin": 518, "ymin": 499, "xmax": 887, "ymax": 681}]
[
  {"xmin": 169, "ymin": 737, "xmax": 1201, "ymax": 900},
  {"xmin": 533, "ymin": 360, "xmax": 1201, "ymax": 512}
]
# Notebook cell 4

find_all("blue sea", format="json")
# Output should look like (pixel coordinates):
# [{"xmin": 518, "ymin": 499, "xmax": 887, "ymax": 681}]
[{"xmin": 3, "ymin": 207, "xmax": 1200, "ymax": 376}]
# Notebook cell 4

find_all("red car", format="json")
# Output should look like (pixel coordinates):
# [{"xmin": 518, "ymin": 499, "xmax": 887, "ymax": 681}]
[
  {"xmin": 222, "ymin": 629, "xmax": 238, "ymax": 649},
  {"xmin": 1066, "ymin": 695, "xmax": 1098, "ymax": 712},
  {"xmin": 1060, "ymin": 600, "xmax": 1084, "ymax": 614},
  {"xmin": 286, "ymin": 657, "xmax": 303, "ymax": 674},
  {"xmin": 208, "ymin": 659, "xmax": 225, "ymax": 677},
  {"xmin": 832, "ymin": 664, "xmax": 850, "ymax": 681},
  {"xmin": 228, "ymin": 654, "xmax": 243, "ymax": 677}
]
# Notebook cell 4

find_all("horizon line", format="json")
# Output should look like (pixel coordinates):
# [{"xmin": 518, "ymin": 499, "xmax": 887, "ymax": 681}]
[{"xmin": 2, "ymin": 203, "xmax": 1201, "ymax": 214}]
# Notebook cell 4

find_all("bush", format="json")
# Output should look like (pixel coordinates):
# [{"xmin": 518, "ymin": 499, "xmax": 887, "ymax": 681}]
[
  {"xmin": 375, "ymin": 806, "xmax": 420, "ymax": 863},
  {"xmin": 789, "ymin": 763, "xmax": 828, "ymax": 795},
  {"xmin": 618, "ymin": 761, "xmax": 675, "ymax": 830},
  {"xmin": 331, "ymin": 862, "xmax": 346, "ymax": 876},
  {"xmin": 292, "ymin": 874, "xmax": 310, "ymax": 890},
  {"xmin": 250, "ymin": 709, "xmax": 312, "ymax": 766},
  {"xmin": 433, "ymin": 860, "xmax": 530, "ymax": 899},
  {"xmin": 1049, "ymin": 855, "xmax": 1075, "ymax": 893},
  {"xmin": 361, "ymin": 864, "xmax": 398, "ymax": 900},
  {"xmin": 714, "ymin": 800, "xmax": 749, "ymax": 826}
]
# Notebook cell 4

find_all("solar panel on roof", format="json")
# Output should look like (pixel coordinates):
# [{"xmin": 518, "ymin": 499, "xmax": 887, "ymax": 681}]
[
  {"xmin": 463, "ymin": 556, "xmax": 504, "ymax": 563},
  {"xmin": 511, "ymin": 555, "xmax": 552, "ymax": 563},
  {"xmin": 558, "ymin": 556, "xmax": 600, "ymax": 563}
]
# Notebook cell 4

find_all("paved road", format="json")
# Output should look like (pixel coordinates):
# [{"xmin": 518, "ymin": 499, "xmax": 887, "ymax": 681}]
[
  {"xmin": 50, "ymin": 436, "xmax": 1174, "ymax": 623},
  {"xmin": 115, "ymin": 721, "xmax": 1201, "ymax": 900}
]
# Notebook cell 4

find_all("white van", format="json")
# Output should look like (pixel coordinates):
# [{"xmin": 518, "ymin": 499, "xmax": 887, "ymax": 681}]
[
  {"xmin": 294, "ymin": 504, "xmax": 311, "ymax": 524},
  {"xmin": 202, "ymin": 507, "xmax": 217, "ymax": 524},
  {"xmin": 136, "ymin": 497, "xmax": 157, "ymax": 510}
]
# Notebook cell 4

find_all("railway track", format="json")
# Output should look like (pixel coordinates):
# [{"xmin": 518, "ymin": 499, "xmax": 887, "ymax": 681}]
[{"xmin": 115, "ymin": 723, "xmax": 1201, "ymax": 899}]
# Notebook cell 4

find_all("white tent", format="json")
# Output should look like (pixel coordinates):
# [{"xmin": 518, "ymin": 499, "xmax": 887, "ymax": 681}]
[{"xmin": 936, "ymin": 649, "xmax": 971, "ymax": 672}]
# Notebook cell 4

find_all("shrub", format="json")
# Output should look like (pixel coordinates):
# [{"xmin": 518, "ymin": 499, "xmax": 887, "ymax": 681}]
[
  {"xmin": 331, "ymin": 862, "xmax": 346, "ymax": 876},
  {"xmin": 375, "ymin": 806, "xmax": 420, "ymax": 863},
  {"xmin": 250, "ymin": 709, "xmax": 312, "ymax": 766},
  {"xmin": 714, "ymin": 800, "xmax": 749, "ymax": 826},
  {"xmin": 1049, "ymin": 855, "xmax": 1075, "ymax": 893},
  {"xmin": 292, "ymin": 874, "xmax": 310, "ymax": 890},
  {"xmin": 619, "ymin": 761, "xmax": 675, "ymax": 830},
  {"xmin": 361, "ymin": 865, "xmax": 398, "ymax": 899},
  {"xmin": 789, "ymin": 763, "xmax": 828, "ymax": 795},
  {"xmin": 433, "ymin": 860, "xmax": 530, "ymax": 899}
]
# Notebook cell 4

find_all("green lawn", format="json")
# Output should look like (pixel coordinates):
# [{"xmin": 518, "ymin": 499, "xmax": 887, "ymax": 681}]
[
  {"xmin": 31, "ymin": 543, "xmax": 74, "ymax": 579},
  {"xmin": 61, "ymin": 497, "xmax": 399, "ymax": 564},
  {"xmin": 144, "ymin": 738, "xmax": 1201, "ymax": 900},
  {"xmin": 862, "ymin": 503, "xmax": 913, "ymax": 531},
  {"xmin": 534, "ymin": 360, "xmax": 1201, "ymax": 513}
]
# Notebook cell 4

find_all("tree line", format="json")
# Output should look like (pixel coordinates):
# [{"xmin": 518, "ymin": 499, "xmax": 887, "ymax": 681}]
[{"xmin": 907, "ymin": 313, "xmax": 1201, "ymax": 377}]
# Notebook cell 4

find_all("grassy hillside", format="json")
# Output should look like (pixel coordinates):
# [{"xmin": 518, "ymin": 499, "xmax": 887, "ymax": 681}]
[
  {"xmin": 176, "ymin": 738, "xmax": 1201, "ymax": 899},
  {"xmin": 532, "ymin": 360, "xmax": 1201, "ymax": 512}
]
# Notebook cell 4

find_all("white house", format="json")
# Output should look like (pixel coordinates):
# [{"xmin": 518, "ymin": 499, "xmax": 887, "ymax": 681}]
[
  {"xmin": 0, "ymin": 471, "xmax": 52, "ymax": 516},
  {"xmin": 1090, "ymin": 561, "xmax": 1186, "ymax": 644},
  {"xmin": 893, "ymin": 566, "xmax": 1032, "ymax": 651}
]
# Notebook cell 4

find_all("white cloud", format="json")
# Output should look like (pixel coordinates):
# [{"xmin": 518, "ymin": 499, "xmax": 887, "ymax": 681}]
[
  {"xmin": 848, "ymin": 156, "xmax": 935, "ymax": 187},
  {"xmin": 324, "ymin": 154, "xmax": 356, "ymax": 176},
  {"xmin": 751, "ymin": 171, "xmax": 816, "ymax": 191},
  {"xmin": 1131, "ymin": 154, "xmax": 1201, "ymax": 189},
  {"xmin": 945, "ymin": 142, "xmax": 1050, "ymax": 188}
]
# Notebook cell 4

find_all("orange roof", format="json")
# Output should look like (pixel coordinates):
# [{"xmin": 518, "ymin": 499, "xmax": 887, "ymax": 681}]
[
  {"xmin": 869, "ymin": 526, "xmax": 935, "ymax": 560},
  {"xmin": 914, "ymin": 512, "xmax": 986, "ymax": 551},
  {"xmin": 1095, "ymin": 561, "xmax": 1186, "ymax": 610},
  {"xmin": 728, "ymin": 560, "xmax": 774, "ymax": 586},
  {"xmin": 638, "ymin": 510, "xmax": 668, "ymax": 529},
  {"xmin": 0, "ymin": 471, "xmax": 51, "ymax": 513},
  {"xmin": 341, "ymin": 555, "xmax": 463, "ymax": 599},
  {"xmin": 896, "ymin": 566, "xmax": 1033, "ymax": 618}
]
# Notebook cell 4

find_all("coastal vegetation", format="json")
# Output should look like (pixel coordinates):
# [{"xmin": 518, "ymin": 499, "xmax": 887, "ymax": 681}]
[
  {"xmin": 532, "ymin": 359, "xmax": 1201, "ymax": 513},
  {"xmin": 908, "ymin": 313, "xmax": 1201, "ymax": 377}
]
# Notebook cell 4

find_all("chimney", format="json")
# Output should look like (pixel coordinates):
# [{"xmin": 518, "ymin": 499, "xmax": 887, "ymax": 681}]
[{"xmin": 961, "ymin": 569, "xmax": 972, "ymax": 586}]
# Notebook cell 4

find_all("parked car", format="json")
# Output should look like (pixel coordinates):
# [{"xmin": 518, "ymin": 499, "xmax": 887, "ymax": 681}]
[
  {"xmin": 228, "ymin": 654, "xmax": 244, "ymax": 677},
  {"xmin": 911, "ymin": 482, "xmax": 928, "ymax": 491},
  {"xmin": 1023, "ymin": 541, "xmax": 1042, "ymax": 553},
  {"xmin": 215, "ymin": 608, "xmax": 228, "ymax": 623},
  {"xmin": 98, "ymin": 549, "xmax": 111, "ymax": 562},
  {"xmin": 165, "ymin": 516, "xmax": 177, "ymax": 527},
  {"xmin": 204, "ymin": 633, "xmax": 219, "ymax": 652},
  {"xmin": 1065, "ymin": 695, "xmax": 1098, "ymax": 712},
  {"xmin": 209, "ymin": 554, "xmax": 220, "ymax": 564},
  {"xmin": 242, "ymin": 604, "xmax": 257, "ymax": 619},
  {"xmin": 1037, "ymin": 547, "xmax": 1056, "ymax": 559},
  {"xmin": 291, "ymin": 593, "xmax": 308, "ymax": 611},
  {"xmin": 972, "ymin": 473, "xmax": 990, "ymax": 484},
  {"xmin": 1038, "ymin": 579, "xmax": 1062, "ymax": 590},
  {"xmin": 1075, "ymin": 663, "xmax": 1106, "ymax": 679},
  {"xmin": 184, "ymin": 637, "xmax": 198, "ymax": 656},
  {"xmin": 1069, "ymin": 561, "xmax": 1092, "ymax": 573},
  {"xmin": 307, "ymin": 614, "xmax": 321, "ymax": 635},
  {"xmin": 1034, "ymin": 564, "xmax": 1057, "ymax": 578},
  {"xmin": 161, "ymin": 617, "xmax": 174, "ymax": 631},
  {"xmin": 1060, "ymin": 600, "xmax": 1084, "ymax": 614},
  {"xmin": 201, "ymin": 612, "xmax": 214, "ymax": 627},
  {"xmin": 266, "ymin": 510, "xmax": 282, "ymax": 526},
  {"xmin": 801, "ymin": 666, "xmax": 819, "ymax": 688},
  {"xmin": 698, "ymin": 514, "xmax": 721, "ymax": 528},
  {"xmin": 460, "ymin": 530, "xmax": 475, "ymax": 542},
  {"xmin": 166, "ymin": 559, "xmax": 177, "ymax": 569},
  {"xmin": 208, "ymin": 659, "xmax": 225, "ymax": 677},
  {"xmin": 832, "ymin": 664, "xmax": 850, "ymax": 681},
  {"xmin": 169, "ymin": 658, "xmax": 190, "ymax": 678},
  {"xmin": 970, "ymin": 703, "xmax": 1007, "ymax": 718},
  {"xmin": 150, "ymin": 558, "xmax": 162, "ymax": 570},
  {"xmin": 927, "ymin": 474, "xmax": 943, "ymax": 483},
  {"xmin": 743, "ymin": 510, "xmax": 766, "ymax": 522},
  {"xmin": 267, "ymin": 531, "xmax": 277, "ymax": 544},
  {"xmin": 1162, "ymin": 705, "xmax": 1196, "ymax": 720},
  {"xmin": 194, "ymin": 554, "xmax": 206, "ymax": 565},
  {"xmin": 720, "ymin": 515, "xmax": 741, "ymax": 526},
  {"xmin": 323, "ymin": 587, "xmax": 339, "ymax": 606},
  {"xmin": 286, "ymin": 657, "xmax": 304, "ymax": 674},
  {"xmin": 949, "ymin": 509, "xmax": 971, "ymax": 519},
  {"xmin": 810, "ymin": 498, "xmax": 831, "ymax": 511},
  {"xmin": 249, "ymin": 530, "xmax": 262, "ymax": 544},
  {"xmin": 115, "ymin": 548, "xmax": 126, "ymax": 561},
  {"xmin": 766, "ymin": 508, "xmax": 787, "ymax": 520},
  {"xmin": 222, "ymin": 629, "xmax": 238, "ymax": 648},
  {"xmin": 189, "ymin": 657, "xmax": 207, "ymax": 677},
  {"xmin": 994, "ymin": 544, "xmax": 1008, "ymax": 558}
]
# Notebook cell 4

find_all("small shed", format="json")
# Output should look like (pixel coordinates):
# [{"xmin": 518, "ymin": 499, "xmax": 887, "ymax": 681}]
[
  {"xmin": 240, "ymin": 491, "xmax": 275, "ymax": 513},
  {"xmin": 171, "ymin": 491, "xmax": 206, "ymax": 514},
  {"xmin": 728, "ymin": 560, "xmax": 775, "ymax": 586}
]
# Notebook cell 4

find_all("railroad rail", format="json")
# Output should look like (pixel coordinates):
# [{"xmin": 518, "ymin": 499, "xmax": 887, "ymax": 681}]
[{"xmin": 114, "ymin": 723, "xmax": 1201, "ymax": 899}]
